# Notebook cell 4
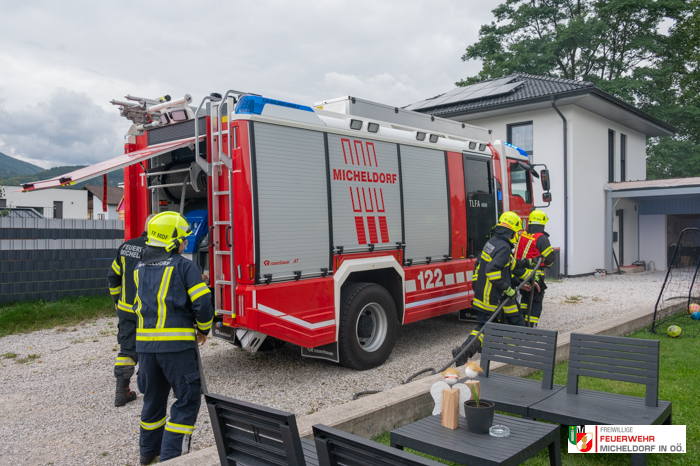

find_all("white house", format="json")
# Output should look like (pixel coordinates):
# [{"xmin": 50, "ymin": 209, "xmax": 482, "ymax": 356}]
[
  {"xmin": 84, "ymin": 185, "xmax": 123, "ymax": 220},
  {"xmin": 406, "ymin": 74, "xmax": 676, "ymax": 275},
  {"xmin": 0, "ymin": 186, "xmax": 87, "ymax": 218}
]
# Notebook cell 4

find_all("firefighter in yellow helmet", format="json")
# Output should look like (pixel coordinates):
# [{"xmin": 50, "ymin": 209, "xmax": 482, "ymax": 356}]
[
  {"xmin": 135, "ymin": 212, "xmax": 213, "ymax": 464},
  {"xmin": 515, "ymin": 210, "xmax": 555, "ymax": 327},
  {"xmin": 451, "ymin": 211, "xmax": 534, "ymax": 365},
  {"xmin": 107, "ymin": 215, "xmax": 153, "ymax": 407}
]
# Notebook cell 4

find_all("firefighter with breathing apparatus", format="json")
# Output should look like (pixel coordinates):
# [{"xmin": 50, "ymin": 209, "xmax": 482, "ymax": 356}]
[
  {"xmin": 107, "ymin": 216, "xmax": 152, "ymax": 407},
  {"xmin": 451, "ymin": 211, "xmax": 534, "ymax": 366},
  {"xmin": 515, "ymin": 210, "xmax": 555, "ymax": 327},
  {"xmin": 134, "ymin": 212, "xmax": 214, "ymax": 464}
]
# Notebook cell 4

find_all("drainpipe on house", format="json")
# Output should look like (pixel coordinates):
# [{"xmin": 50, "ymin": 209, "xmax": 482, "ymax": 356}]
[{"xmin": 551, "ymin": 96, "xmax": 569, "ymax": 276}]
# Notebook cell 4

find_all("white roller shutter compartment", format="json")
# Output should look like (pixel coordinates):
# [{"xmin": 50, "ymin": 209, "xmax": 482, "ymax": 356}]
[
  {"xmin": 400, "ymin": 145, "xmax": 449, "ymax": 263},
  {"xmin": 327, "ymin": 134, "xmax": 401, "ymax": 251},
  {"xmin": 254, "ymin": 123, "xmax": 330, "ymax": 280}
]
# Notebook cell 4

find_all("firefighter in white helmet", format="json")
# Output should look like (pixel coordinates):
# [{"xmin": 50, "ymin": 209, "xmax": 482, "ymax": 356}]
[
  {"xmin": 134, "ymin": 212, "xmax": 213, "ymax": 464},
  {"xmin": 515, "ymin": 210, "xmax": 555, "ymax": 327}
]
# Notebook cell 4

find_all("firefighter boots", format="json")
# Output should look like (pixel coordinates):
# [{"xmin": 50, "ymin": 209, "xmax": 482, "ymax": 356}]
[
  {"xmin": 115, "ymin": 378, "xmax": 137, "ymax": 407},
  {"xmin": 140, "ymin": 453, "xmax": 157, "ymax": 465}
]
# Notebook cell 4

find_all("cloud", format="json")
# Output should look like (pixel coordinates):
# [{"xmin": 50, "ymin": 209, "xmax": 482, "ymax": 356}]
[
  {"xmin": 321, "ymin": 72, "xmax": 425, "ymax": 107},
  {"xmin": 0, "ymin": 88, "xmax": 121, "ymax": 168},
  {"xmin": 0, "ymin": 0, "xmax": 502, "ymax": 167}
]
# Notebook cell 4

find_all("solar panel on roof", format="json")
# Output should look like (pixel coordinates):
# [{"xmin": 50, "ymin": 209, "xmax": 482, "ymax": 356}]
[
  {"xmin": 440, "ymin": 78, "xmax": 523, "ymax": 106},
  {"xmin": 483, "ymin": 80, "xmax": 523, "ymax": 97},
  {"xmin": 406, "ymin": 77, "xmax": 524, "ymax": 111},
  {"xmin": 482, "ymin": 77, "xmax": 514, "ymax": 88},
  {"xmin": 404, "ymin": 96, "xmax": 441, "ymax": 111},
  {"xmin": 427, "ymin": 88, "xmax": 470, "ymax": 107}
]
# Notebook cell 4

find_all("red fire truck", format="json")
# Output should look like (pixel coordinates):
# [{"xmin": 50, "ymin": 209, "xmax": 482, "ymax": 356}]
[{"xmin": 23, "ymin": 91, "xmax": 551, "ymax": 370}]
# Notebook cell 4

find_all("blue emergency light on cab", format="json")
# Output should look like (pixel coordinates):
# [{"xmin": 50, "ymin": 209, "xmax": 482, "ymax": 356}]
[
  {"xmin": 504, "ymin": 141, "xmax": 528, "ymax": 157},
  {"xmin": 235, "ymin": 95, "xmax": 314, "ymax": 115}
]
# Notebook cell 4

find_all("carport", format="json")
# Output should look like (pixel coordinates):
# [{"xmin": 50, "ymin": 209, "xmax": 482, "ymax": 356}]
[{"xmin": 605, "ymin": 177, "xmax": 700, "ymax": 272}]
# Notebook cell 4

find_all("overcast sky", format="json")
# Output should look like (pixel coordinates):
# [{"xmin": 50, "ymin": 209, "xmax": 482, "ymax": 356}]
[{"xmin": 0, "ymin": 0, "xmax": 500, "ymax": 169}]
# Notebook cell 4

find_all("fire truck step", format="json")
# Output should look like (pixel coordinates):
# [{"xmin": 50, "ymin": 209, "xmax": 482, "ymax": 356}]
[
  {"xmin": 215, "ymin": 280, "xmax": 233, "ymax": 285},
  {"xmin": 214, "ymin": 251, "xmax": 231, "ymax": 255},
  {"xmin": 213, "ymin": 221, "xmax": 230, "ymax": 226},
  {"xmin": 213, "ymin": 191, "xmax": 229, "ymax": 196}
]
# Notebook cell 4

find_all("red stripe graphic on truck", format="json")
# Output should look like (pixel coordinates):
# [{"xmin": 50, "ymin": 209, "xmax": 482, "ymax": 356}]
[{"xmin": 337, "ymin": 138, "xmax": 396, "ymax": 245}]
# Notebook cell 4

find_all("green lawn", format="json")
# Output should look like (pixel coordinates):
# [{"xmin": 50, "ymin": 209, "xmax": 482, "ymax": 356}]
[
  {"xmin": 375, "ymin": 326, "xmax": 698, "ymax": 465},
  {"xmin": 0, "ymin": 295, "xmax": 116, "ymax": 337}
]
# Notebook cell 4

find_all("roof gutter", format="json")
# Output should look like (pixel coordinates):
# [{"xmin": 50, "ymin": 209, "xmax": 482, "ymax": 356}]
[{"xmin": 551, "ymin": 96, "xmax": 569, "ymax": 277}]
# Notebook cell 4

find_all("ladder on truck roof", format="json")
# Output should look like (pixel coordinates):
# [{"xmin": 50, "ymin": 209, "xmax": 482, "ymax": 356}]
[{"xmin": 210, "ymin": 94, "xmax": 236, "ymax": 317}]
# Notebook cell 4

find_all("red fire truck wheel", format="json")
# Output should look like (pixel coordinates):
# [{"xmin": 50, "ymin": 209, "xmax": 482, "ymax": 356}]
[{"xmin": 338, "ymin": 282, "xmax": 398, "ymax": 370}]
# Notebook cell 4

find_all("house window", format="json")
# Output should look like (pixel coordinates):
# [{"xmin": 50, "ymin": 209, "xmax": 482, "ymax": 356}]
[
  {"xmin": 608, "ymin": 129, "xmax": 615, "ymax": 183},
  {"xmin": 620, "ymin": 134, "xmax": 627, "ymax": 182},
  {"xmin": 0, "ymin": 199, "xmax": 6, "ymax": 209},
  {"xmin": 507, "ymin": 122, "xmax": 533, "ymax": 157}
]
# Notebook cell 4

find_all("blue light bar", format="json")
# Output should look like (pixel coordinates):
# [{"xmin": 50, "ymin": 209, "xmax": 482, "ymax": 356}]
[
  {"xmin": 504, "ymin": 142, "xmax": 528, "ymax": 157},
  {"xmin": 235, "ymin": 95, "xmax": 314, "ymax": 115}
]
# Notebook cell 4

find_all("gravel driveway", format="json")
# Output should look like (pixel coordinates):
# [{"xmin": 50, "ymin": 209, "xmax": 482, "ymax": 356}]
[{"xmin": 0, "ymin": 271, "xmax": 665, "ymax": 465}]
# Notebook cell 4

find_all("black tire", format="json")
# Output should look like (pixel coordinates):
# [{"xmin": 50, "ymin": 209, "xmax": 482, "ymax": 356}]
[{"xmin": 338, "ymin": 282, "xmax": 398, "ymax": 370}]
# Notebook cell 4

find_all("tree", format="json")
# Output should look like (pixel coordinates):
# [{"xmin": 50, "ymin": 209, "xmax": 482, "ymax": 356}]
[
  {"xmin": 458, "ymin": 0, "xmax": 698, "ymax": 179},
  {"xmin": 635, "ymin": 2, "xmax": 700, "ymax": 178}
]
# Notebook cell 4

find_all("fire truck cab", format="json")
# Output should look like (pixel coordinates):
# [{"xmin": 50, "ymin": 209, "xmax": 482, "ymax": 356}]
[{"xmin": 24, "ymin": 91, "xmax": 551, "ymax": 370}]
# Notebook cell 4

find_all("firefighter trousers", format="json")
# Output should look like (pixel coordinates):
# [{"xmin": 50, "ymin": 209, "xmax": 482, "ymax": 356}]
[
  {"xmin": 520, "ymin": 289, "xmax": 545, "ymax": 327},
  {"xmin": 457, "ymin": 301, "xmax": 526, "ymax": 359},
  {"xmin": 137, "ymin": 349, "xmax": 201, "ymax": 461},
  {"xmin": 114, "ymin": 314, "xmax": 137, "ymax": 380}
]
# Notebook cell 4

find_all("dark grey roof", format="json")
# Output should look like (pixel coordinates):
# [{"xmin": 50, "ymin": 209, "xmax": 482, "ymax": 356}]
[
  {"xmin": 83, "ymin": 185, "xmax": 124, "ymax": 204},
  {"xmin": 406, "ymin": 73, "xmax": 676, "ymax": 133}
]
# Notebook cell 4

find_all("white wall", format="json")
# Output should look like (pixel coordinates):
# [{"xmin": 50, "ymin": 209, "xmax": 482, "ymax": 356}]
[
  {"xmin": 1, "ymin": 186, "xmax": 88, "ymax": 219},
  {"xmin": 465, "ymin": 105, "xmax": 573, "ymax": 275},
  {"xmin": 570, "ymin": 107, "xmax": 646, "ymax": 273},
  {"xmin": 639, "ymin": 215, "xmax": 667, "ymax": 270},
  {"xmin": 91, "ymin": 200, "xmax": 119, "ymax": 220},
  {"xmin": 461, "ymin": 104, "xmax": 647, "ymax": 275}
]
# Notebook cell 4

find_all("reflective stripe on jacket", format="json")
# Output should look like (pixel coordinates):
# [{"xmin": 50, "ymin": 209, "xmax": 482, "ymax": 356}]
[
  {"xmin": 134, "ymin": 252, "xmax": 214, "ymax": 353},
  {"xmin": 472, "ymin": 234, "xmax": 528, "ymax": 312},
  {"xmin": 107, "ymin": 234, "xmax": 147, "ymax": 320}
]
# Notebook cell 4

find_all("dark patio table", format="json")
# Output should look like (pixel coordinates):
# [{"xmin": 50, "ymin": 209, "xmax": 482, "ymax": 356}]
[{"xmin": 390, "ymin": 413, "xmax": 561, "ymax": 466}]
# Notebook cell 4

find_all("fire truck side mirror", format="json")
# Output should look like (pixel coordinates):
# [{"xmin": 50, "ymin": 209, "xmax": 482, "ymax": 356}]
[
  {"xmin": 542, "ymin": 192, "xmax": 552, "ymax": 203},
  {"xmin": 539, "ymin": 169, "xmax": 550, "ymax": 191}
]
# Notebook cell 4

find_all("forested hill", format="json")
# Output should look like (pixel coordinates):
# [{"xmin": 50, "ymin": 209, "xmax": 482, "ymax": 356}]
[
  {"xmin": 0, "ymin": 153, "xmax": 123, "ymax": 189},
  {"xmin": 0, "ymin": 152, "xmax": 44, "ymax": 178}
]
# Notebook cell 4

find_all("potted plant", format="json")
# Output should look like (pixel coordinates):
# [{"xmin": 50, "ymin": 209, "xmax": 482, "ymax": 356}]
[{"xmin": 464, "ymin": 380, "xmax": 495, "ymax": 434}]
